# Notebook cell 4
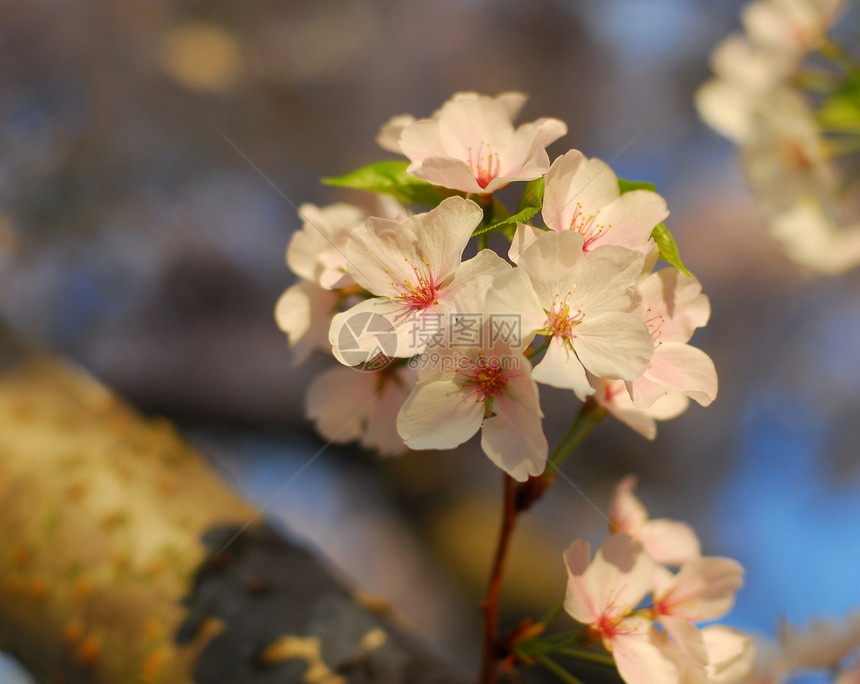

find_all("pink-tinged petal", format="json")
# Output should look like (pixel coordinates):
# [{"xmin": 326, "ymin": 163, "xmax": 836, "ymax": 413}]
[
  {"xmin": 481, "ymin": 370, "xmax": 547, "ymax": 481},
  {"xmin": 563, "ymin": 540, "xmax": 599, "ymax": 624},
  {"xmin": 532, "ymin": 337, "xmax": 592, "ymax": 398},
  {"xmin": 376, "ymin": 113, "xmax": 416, "ymax": 153},
  {"xmin": 328, "ymin": 298, "xmax": 403, "ymax": 366},
  {"xmin": 516, "ymin": 229, "xmax": 586, "ymax": 304},
  {"xmin": 586, "ymin": 534, "xmax": 655, "ymax": 618},
  {"xmin": 610, "ymin": 617, "xmax": 683, "ymax": 684},
  {"xmin": 643, "ymin": 343, "xmax": 718, "ymax": 407},
  {"xmin": 500, "ymin": 118, "xmax": 567, "ymax": 171},
  {"xmin": 443, "ymin": 248, "xmax": 511, "ymax": 315},
  {"xmin": 345, "ymin": 216, "xmax": 423, "ymax": 296},
  {"xmin": 361, "ymin": 366, "xmax": 416, "ymax": 456},
  {"xmin": 414, "ymin": 196, "xmax": 483, "ymax": 282},
  {"xmin": 655, "ymin": 558, "xmax": 744, "ymax": 622},
  {"xmin": 436, "ymin": 95, "xmax": 516, "ymax": 155},
  {"xmin": 627, "ymin": 374, "xmax": 669, "ymax": 409},
  {"xmin": 609, "ymin": 475, "xmax": 648, "ymax": 537},
  {"xmin": 645, "ymin": 389, "xmax": 690, "ymax": 420},
  {"xmin": 275, "ymin": 282, "xmax": 339, "ymax": 363},
  {"xmin": 408, "ymin": 157, "xmax": 485, "ymax": 194},
  {"xmin": 638, "ymin": 519, "xmax": 702, "ymax": 566},
  {"xmin": 592, "ymin": 190, "xmax": 669, "ymax": 251},
  {"xmin": 400, "ymin": 119, "xmax": 447, "ymax": 161},
  {"xmin": 508, "ymin": 223, "xmax": 546, "ymax": 264},
  {"xmin": 572, "ymin": 244, "xmax": 644, "ymax": 314},
  {"xmin": 543, "ymin": 152, "xmax": 620, "ymax": 232},
  {"xmin": 573, "ymin": 312, "xmax": 653, "ymax": 381},
  {"xmin": 485, "ymin": 267, "xmax": 549, "ymax": 335},
  {"xmin": 306, "ymin": 367, "xmax": 376, "ymax": 445},
  {"xmin": 638, "ymin": 268, "xmax": 711, "ymax": 343},
  {"xmin": 396, "ymin": 378, "xmax": 485, "ymax": 450},
  {"xmin": 494, "ymin": 91, "xmax": 528, "ymax": 119},
  {"xmin": 659, "ymin": 615, "xmax": 708, "ymax": 668},
  {"xmin": 700, "ymin": 626, "xmax": 755, "ymax": 684}
]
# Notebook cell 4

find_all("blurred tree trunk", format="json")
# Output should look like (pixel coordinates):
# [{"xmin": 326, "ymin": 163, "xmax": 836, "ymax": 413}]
[{"xmin": 0, "ymin": 324, "xmax": 469, "ymax": 684}]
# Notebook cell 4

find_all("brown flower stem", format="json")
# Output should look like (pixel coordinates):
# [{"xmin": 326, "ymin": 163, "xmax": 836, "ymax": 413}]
[{"xmin": 479, "ymin": 473, "xmax": 519, "ymax": 684}]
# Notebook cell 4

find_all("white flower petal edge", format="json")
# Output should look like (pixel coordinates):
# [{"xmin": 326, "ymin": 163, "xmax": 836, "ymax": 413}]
[
  {"xmin": 275, "ymin": 282, "xmax": 339, "ymax": 365},
  {"xmin": 394, "ymin": 91, "xmax": 566, "ymax": 194}
]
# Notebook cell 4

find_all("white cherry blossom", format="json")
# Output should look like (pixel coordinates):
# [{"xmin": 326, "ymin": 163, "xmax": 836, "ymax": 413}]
[
  {"xmin": 509, "ymin": 150, "xmax": 668, "ymax": 261},
  {"xmin": 306, "ymin": 364, "xmax": 416, "ymax": 456},
  {"xmin": 592, "ymin": 379, "xmax": 690, "ymax": 440},
  {"xmin": 275, "ymin": 282, "xmax": 340, "ymax": 364},
  {"xmin": 329, "ymin": 196, "xmax": 509, "ymax": 365},
  {"xmin": 383, "ymin": 91, "xmax": 567, "ymax": 195},
  {"xmin": 627, "ymin": 268, "xmax": 718, "ymax": 410},
  {"xmin": 396, "ymin": 334, "xmax": 547, "ymax": 481},
  {"xmin": 287, "ymin": 202, "xmax": 366, "ymax": 289},
  {"xmin": 609, "ymin": 474, "xmax": 701, "ymax": 565},
  {"xmin": 488, "ymin": 230, "xmax": 653, "ymax": 399}
]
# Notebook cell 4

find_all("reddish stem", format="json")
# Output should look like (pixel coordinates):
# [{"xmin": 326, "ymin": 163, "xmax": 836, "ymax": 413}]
[{"xmin": 478, "ymin": 474, "xmax": 518, "ymax": 684}]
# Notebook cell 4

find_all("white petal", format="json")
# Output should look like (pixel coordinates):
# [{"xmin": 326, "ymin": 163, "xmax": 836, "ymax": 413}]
[
  {"xmin": 656, "ymin": 557, "xmax": 745, "ymax": 622},
  {"xmin": 396, "ymin": 378, "xmax": 484, "ymax": 450},
  {"xmin": 700, "ymin": 626, "xmax": 756, "ymax": 684},
  {"xmin": 638, "ymin": 519, "xmax": 702, "ymax": 566},
  {"xmin": 659, "ymin": 615, "xmax": 708, "ymax": 668},
  {"xmin": 408, "ymin": 157, "xmax": 485, "ymax": 194},
  {"xmin": 566, "ymin": 534, "xmax": 655, "ymax": 624},
  {"xmin": 609, "ymin": 475, "xmax": 648, "ymax": 537},
  {"xmin": 531, "ymin": 337, "xmax": 592, "ymax": 398},
  {"xmin": 481, "ymin": 372, "xmax": 547, "ymax": 481},
  {"xmin": 414, "ymin": 196, "xmax": 484, "ymax": 282},
  {"xmin": 516, "ymin": 229, "xmax": 587, "ymax": 304},
  {"xmin": 543, "ymin": 152, "xmax": 620, "ymax": 232},
  {"xmin": 574, "ymin": 312, "xmax": 653, "ymax": 381},
  {"xmin": 485, "ymin": 267, "xmax": 548, "ymax": 335},
  {"xmin": 591, "ymin": 190, "xmax": 669, "ymax": 251},
  {"xmin": 642, "ymin": 343, "xmax": 718, "ymax": 407},
  {"xmin": 443, "ymin": 248, "xmax": 511, "ymax": 315},
  {"xmin": 306, "ymin": 367, "xmax": 377, "ymax": 444},
  {"xmin": 508, "ymin": 223, "xmax": 546, "ymax": 264},
  {"xmin": 376, "ymin": 113, "xmax": 416, "ymax": 153},
  {"xmin": 329, "ymin": 298, "xmax": 402, "ymax": 367},
  {"xmin": 611, "ymin": 617, "xmax": 684, "ymax": 684}
]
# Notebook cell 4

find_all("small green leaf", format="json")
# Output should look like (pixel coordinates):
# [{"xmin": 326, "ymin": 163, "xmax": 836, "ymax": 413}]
[
  {"xmin": 617, "ymin": 178, "xmax": 657, "ymax": 194},
  {"xmin": 472, "ymin": 177, "xmax": 544, "ymax": 236},
  {"xmin": 816, "ymin": 69, "xmax": 860, "ymax": 133},
  {"xmin": 322, "ymin": 160, "xmax": 450, "ymax": 206},
  {"xmin": 651, "ymin": 223, "xmax": 691, "ymax": 276}
]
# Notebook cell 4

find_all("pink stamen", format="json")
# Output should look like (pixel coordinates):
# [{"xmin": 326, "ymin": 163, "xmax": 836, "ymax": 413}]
[
  {"xmin": 569, "ymin": 202, "xmax": 608, "ymax": 251},
  {"xmin": 467, "ymin": 141, "xmax": 501, "ymax": 190},
  {"xmin": 388, "ymin": 257, "xmax": 438, "ymax": 311},
  {"xmin": 459, "ymin": 354, "xmax": 509, "ymax": 403},
  {"xmin": 545, "ymin": 292, "xmax": 585, "ymax": 340}
]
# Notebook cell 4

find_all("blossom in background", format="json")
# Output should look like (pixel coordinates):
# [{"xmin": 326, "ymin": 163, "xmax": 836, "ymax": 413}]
[
  {"xmin": 696, "ymin": 0, "xmax": 860, "ymax": 274},
  {"xmin": 396, "ymin": 333, "xmax": 547, "ymax": 481},
  {"xmin": 509, "ymin": 150, "xmax": 668, "ymax": 262},
  {"xmin": 742, "ymin": 0, "xmax": 845, "ymax": 56},
  {"xmin": 768, "ymin": 198, "xmax": 860, "ymax": 274},
  {"xmin": 775, "ymin": 610, "xmax": 860, "ymax": 673},
  {"xmin": 488, "ymin": 230, "xmax": 652, "ymax": 399},
  {"xmin": 378, "ymin": 91, "xmax": 567, "ymax": 194},
  {"xmin": 328, "ymin": 196, "xmax": 509, "ymax": 364},
  {"xmin": 306, "ymin": 363, "xmax": 416, "ymax": 456},
  {"xmin": 608, "ymin": 474, "xmax": 701, "ymax": 565}
]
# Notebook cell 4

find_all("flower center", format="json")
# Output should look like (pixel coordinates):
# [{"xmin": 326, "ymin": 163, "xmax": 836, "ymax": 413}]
[
  {"xmin": 467, "ymin": 141, "xmax": 501, "ymax": 190},
  {"xmin": 569, "ymin": 202, "xmax": 609, "ymax": 251},
  {"xmin": 458, "ymin": 354, "xmax": 509, "ymax": 403},
  {"xmin": 387, "ymin": 257, "xmax": 438, "ymax": 311},
  {"xmin": 545, "ymin": 293, "xmax": 584, "ymax": 340},
  {"xmin": 644, "ymin": 307, "xmax": 665, "ymax": 346}
]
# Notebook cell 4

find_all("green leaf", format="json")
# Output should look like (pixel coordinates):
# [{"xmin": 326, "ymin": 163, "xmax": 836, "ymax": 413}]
[
  {"xmin": 617, "ymin": 178, "xmax": 657, "ymax": 194},
  {"xmin": 817, "ymin": 69, "xmax": 860, "ymax": 133},
  {"xmin": 651, "ymin": 223, "xmax": 691, "ymax": 276},
  {"xmin": 322, "ymin": 160, "xmax": 450, "ymax": 206},
  {"xmin": 472, "ymin": 177, "xmax": 544, "ymax": 237}
]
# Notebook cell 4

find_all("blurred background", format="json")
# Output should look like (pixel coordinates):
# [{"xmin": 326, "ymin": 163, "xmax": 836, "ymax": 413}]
[{"xmin": 1, "ymin": 0, "xmax": 859, "ymax": 681}]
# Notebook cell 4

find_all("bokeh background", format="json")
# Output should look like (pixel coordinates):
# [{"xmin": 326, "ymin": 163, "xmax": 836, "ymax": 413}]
[{"xmin": 2, "ymin": 0, "xmax": 860, "ymax": 681}]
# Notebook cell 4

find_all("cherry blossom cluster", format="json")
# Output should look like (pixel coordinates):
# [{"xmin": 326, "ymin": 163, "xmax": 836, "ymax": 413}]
[
  {"xmin": 696, "ymin": 0, "xmax": 860, "ymax": 273},
  {"xmin": 562, "ymin": 476, "xmax": 754, "ymax": 684},
  {"xmin": 276, "ymin": 91, "xmax": 718, "ymax": 481}
]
